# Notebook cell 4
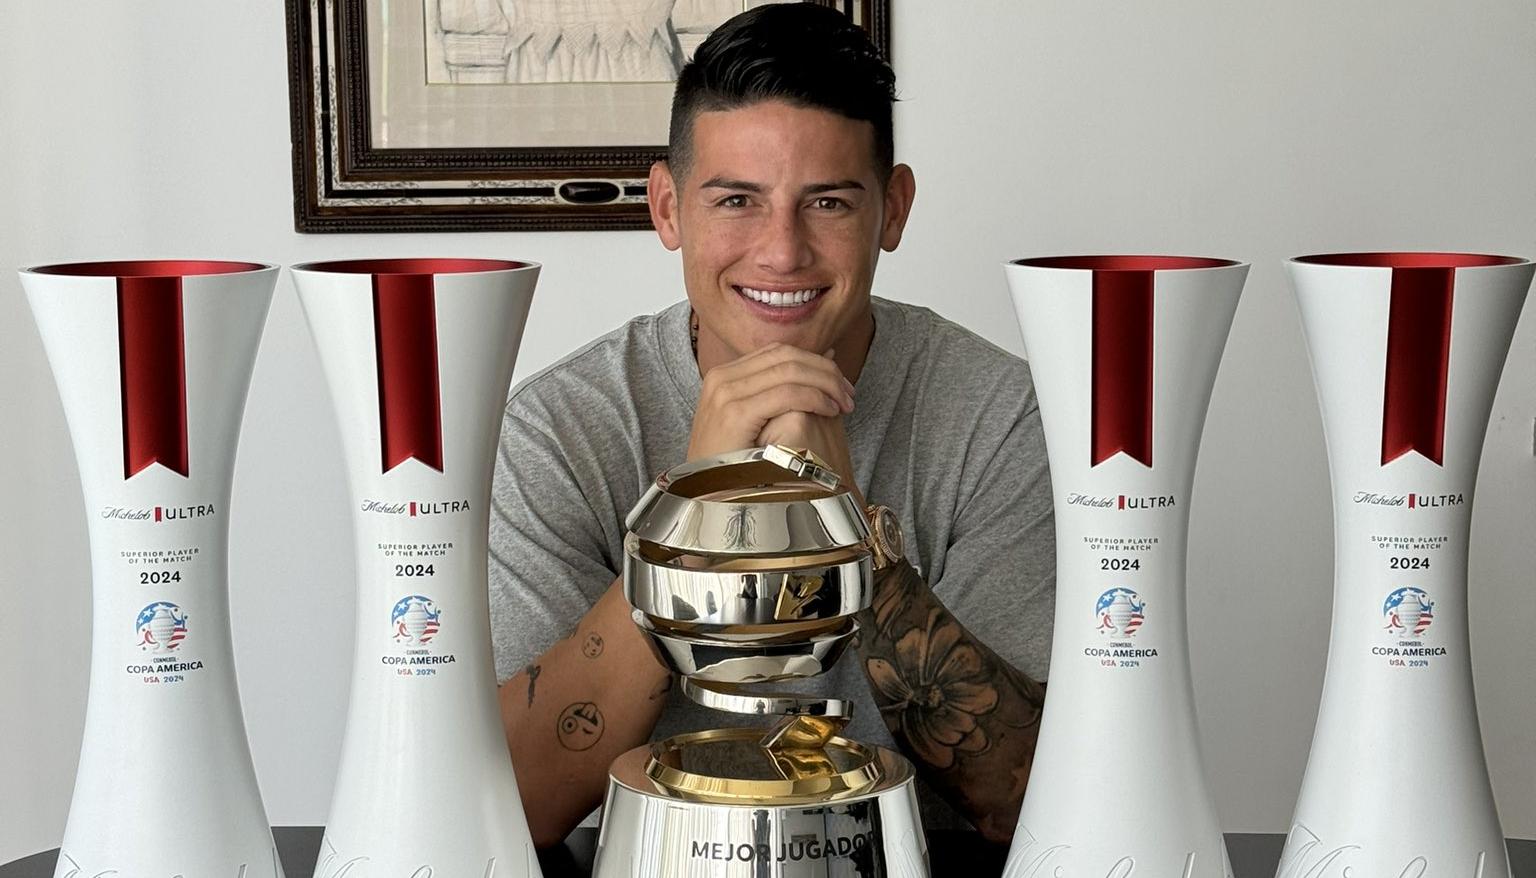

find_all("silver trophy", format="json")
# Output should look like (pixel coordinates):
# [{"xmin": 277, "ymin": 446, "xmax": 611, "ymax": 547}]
[{"xmin": 593, "ymin": 446, "xmax": 929, "ymax": 878}]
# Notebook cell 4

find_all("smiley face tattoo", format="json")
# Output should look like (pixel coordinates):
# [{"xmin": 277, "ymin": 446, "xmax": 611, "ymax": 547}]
[{"xmin": 556, "ymin": 701, "xmax": 605, "ymax": 751}]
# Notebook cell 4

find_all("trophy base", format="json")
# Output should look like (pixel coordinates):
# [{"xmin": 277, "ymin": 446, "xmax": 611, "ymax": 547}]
[{"xmin": 593, "ymin": 734, "xmax": 929, "ymax": 877}]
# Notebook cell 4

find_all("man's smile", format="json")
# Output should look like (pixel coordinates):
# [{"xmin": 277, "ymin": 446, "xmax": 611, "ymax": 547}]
[{"xmin": 732, "ymin": 283, "xmax": 830, "ymax": 320}]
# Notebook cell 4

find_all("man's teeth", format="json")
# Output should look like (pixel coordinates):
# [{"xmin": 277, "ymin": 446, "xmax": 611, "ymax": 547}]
[{"xmin": 739, "ymin": 287, "xmax": 822, "ymax": 307}]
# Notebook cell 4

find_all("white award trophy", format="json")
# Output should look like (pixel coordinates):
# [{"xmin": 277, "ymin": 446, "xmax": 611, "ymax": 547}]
[
  {"xmin": 1001, "ymin": 256, "xmax": 1248, "ymax": 878},
  {"xmin": 292, "ymin": 259, "xmax": 544, "ymax": 877},
  {"xmin": 21, "ymin": 260, "xmax": 282, "ymax": 877},
  {"xmin": 1278, "ymin": 252, "xmax": 1532, "ymax": 878}
]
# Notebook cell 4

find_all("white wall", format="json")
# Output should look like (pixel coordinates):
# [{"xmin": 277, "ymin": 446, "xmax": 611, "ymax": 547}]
[{"xmin": 3, "ymin": 0, "xmax": 1533, "ymax": 862}]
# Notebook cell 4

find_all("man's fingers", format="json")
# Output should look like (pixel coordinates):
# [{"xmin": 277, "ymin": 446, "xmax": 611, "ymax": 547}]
[
  {"xmin": 720, "ymin": 359, "xmax": 853, "ymax": 413},
  {"xmin": 723, "ymin": 384, "xmax": 843, "ymax": 429},
  {"xmin": 711, "ymin": 344, "xmax": 854, "ymax": 396},
  {"xmin": 751, "ymin": 383, "xmax": 845, "ymax": 420},
  {"xmin": 719, "ymin": 341, "xmax": 788, "ymax": 371},
  {"xmin": 707, "ymin": 342, "xmax": 795, "ymax": 382},
  {"xmin": 690, "ymin": 344, "xmax": 853, "ymax": 463}
]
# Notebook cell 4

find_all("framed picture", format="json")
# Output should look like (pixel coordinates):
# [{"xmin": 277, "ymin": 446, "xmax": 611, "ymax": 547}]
[{"xmin": 285, "ymin": 0, "xmax": 891, "ymax": 232}]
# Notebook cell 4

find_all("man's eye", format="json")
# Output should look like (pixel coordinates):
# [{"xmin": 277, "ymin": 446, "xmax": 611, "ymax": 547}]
[
  {"xmin": 812, "ymin": 197, "xmax": 848, "ymax": 211},
  {"xmin": 717, "ymin": 194, "xmax": 749, "ymax": 208}
]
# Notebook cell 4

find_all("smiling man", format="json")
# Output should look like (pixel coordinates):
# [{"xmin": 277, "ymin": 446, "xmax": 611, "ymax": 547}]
[{"xmin": 488, "ymin": 3, "xmax": 1054, "ymax": 846}]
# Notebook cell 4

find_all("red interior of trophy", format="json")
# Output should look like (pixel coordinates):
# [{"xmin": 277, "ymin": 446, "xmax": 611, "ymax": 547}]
[
  {"xmin": 297, "ymin": 258, "xmax": 527, "ymax": 274},
  {"xmin": 1294, "ymin": 252, "xmax": 1525, "ymax": 268},
  {"xmin": 1012, "ymin": 255, "xmax": 1239, "ymax": 271},
  {"xmin": 30, "ymin": 260, "xmax": 268, "ymax": 277}
]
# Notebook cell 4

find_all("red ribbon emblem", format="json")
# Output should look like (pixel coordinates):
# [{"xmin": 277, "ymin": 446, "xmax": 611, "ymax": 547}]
[
  {"xmin": 372, "ymin": 273, "xmax": 444, "ymax": 473},
  {"xmin": 1017, "ymin": 255, "xmax": 1235, "ymax": 469},
  {"xmin": 1381, "ymin": 267, "xmax": 1453, "ymax": 466},
  {"xmin": 1296, "ymin": 253, "xmax": 1523, "ymax": 469},
  {"xmin": 1091, "ymin": 270, "xmax": 1155, "ymax": 467},
  {"xmin": 35, "ymin": 260, "xmax": 263, "ymax": 481},
  {"xmin": 1294, "ymin": 252, "xmax": 1523, "ymax": 468},
  {"xmin": 118, "ymin": 277, "xmax": 189, "ymax": 479}
]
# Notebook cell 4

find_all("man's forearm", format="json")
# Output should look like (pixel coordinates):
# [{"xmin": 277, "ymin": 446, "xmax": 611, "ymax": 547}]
[
  {"xmin": 854, "ymin": 559, "xmax": 1047, "ymax": 843},
  {"xmin": 498, "ymin": 577, "xmax": 672, "ymax": 847}
]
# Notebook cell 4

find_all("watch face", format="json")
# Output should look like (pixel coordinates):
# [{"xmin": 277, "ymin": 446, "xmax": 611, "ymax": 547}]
[{"xmin": 875, "ymin": 507, "xmax": 904, "ymax": 559}]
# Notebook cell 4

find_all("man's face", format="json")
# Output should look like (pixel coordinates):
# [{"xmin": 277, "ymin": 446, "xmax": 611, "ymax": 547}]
[{"xmin": 651, "ymin": 100, "xmax": 914, "ymax": 359}]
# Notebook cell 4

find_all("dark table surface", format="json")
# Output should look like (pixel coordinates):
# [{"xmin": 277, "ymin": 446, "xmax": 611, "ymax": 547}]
[{"xmin": 6, "ymin": 830, "xmax": 1533, "ymax": 877}]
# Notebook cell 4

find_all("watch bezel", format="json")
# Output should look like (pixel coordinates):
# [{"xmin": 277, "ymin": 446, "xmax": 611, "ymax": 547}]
[{"xmin": 868, "ymin": 505, "xmax": 904, "ymax": 568}]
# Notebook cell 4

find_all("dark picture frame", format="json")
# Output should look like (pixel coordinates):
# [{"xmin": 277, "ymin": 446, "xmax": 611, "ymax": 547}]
[{"xmin": 284, "ymin": 0, "xmax": 891, "ymax": 233}]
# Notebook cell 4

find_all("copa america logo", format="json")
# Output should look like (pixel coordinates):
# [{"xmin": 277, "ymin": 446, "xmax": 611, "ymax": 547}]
[
  {"xmin": 135, "ymin": 601, "xmax": 188, "ymax": 652},
  {"xmin": 1383, "ymin": 587, "xmax": 1434, "ymax": 637},
  {"xmin": 1095, "ymin": 587, "xmax": 1145, "ymax": 637},
  {"xmin": 392, "ymin": 595, "xmax": 441, "ymax": 645}
]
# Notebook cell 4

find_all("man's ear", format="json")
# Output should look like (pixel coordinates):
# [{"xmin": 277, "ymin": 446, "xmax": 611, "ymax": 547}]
[
  {"xmin": 878, "ymin": 163, "xmax": 916, "ymax": 252},
  {"xmin": 649, "ymin": 160, "xmax": 683, "ymax": 251}
]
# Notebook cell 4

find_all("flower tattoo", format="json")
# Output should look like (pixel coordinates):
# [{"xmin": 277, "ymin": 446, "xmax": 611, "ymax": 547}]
[
  {"xmin": 866, "ymin": 607, "xmax": 1000, "ymax": 768},
  {"xmin": 869, "ymin": 567, "xmax": 913, "ymax": 637},
  {"xmin": 855, "ymin": 558, "xmax": 1046, "ymax": 843}
]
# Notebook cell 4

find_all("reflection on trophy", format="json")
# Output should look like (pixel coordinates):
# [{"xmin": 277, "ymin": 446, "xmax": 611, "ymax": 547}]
[
  {"xmin": 1000, "ymin": 256, "xmax": 1249, "ymax": 878},
  {"xmin": 22, "ymin": 260, "xmax": 282, "ymax": 877},
  {"xmin": 1279, "ymin": 252, "xmax": 1533, "ymax": 878},
  {"xmin": 593, "ymin": 446, "xmax": 929, "ymax": 878},
  {"xmin": 291, "ymin": 258, "xmax": 544, "ymax": 876}
]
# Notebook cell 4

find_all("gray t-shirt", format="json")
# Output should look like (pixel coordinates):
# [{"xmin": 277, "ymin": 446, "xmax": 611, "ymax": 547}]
[{"xmin": 488, "ymin": 296, "xmax": 1055, "ymax": 829}]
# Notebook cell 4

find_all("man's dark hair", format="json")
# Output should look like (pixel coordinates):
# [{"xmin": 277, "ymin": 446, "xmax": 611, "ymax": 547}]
[{"xmin": 668, "ymin": 3, "xmax": 896, "ymax": 179}]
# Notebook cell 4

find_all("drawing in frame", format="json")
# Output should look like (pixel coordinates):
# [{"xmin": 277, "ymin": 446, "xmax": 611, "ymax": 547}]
[{"xmin": 285, "ymin": 0, "xmax": 891, "ymax": 233}]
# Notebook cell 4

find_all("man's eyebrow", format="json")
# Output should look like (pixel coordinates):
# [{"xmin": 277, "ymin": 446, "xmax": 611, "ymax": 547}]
[
  {"xmin": 803, "ymin": 180, "xmax": 866, "ymax": 194},
  {"xmin": 700, "ymin": 177, "xmax": 763, "ymax": 192},
  {"xmin": 697, "ymin": 178, "xmax": 867, "ymax": 195}
]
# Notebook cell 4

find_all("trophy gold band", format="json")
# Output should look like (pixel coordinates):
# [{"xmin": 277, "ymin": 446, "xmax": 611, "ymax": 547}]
[{"xmin": 592, "ymin": 446, "xmax": 930, "ymax": 878}]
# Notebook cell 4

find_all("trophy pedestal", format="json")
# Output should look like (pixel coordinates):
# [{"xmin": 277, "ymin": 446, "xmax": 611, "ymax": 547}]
[{"xmin": 596, "ymin": 734, "xmax": 926, "ymax": 878}]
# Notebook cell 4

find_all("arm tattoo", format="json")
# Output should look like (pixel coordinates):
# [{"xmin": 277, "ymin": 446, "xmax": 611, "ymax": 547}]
[
  {"xmin": 556, "ymin": 702, "xmax": 605, "ymax": 751},
  {"xmin": 857, "ymin": 559, "xmax": 1047, "ymax": 843},
  {"xmin": 524, "ymin": 663, "xmax": 541, "ymax": 707}
]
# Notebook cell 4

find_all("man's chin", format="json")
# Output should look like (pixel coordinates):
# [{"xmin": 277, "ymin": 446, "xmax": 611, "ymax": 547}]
[{"xmin": 732, "ymin": 314, "xmax": 840, "ymax": 351}]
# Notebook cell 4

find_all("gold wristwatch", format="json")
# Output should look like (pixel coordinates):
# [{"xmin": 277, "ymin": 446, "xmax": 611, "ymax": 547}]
[{"xmin": 865, "ymin": 504, "xmax": 904, "ymax": 571}]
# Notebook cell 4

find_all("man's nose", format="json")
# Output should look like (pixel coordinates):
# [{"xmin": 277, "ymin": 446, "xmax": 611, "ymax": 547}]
[{"xmin": 753, "ymin": 206, "xmax": 814, "ymax": 275}]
